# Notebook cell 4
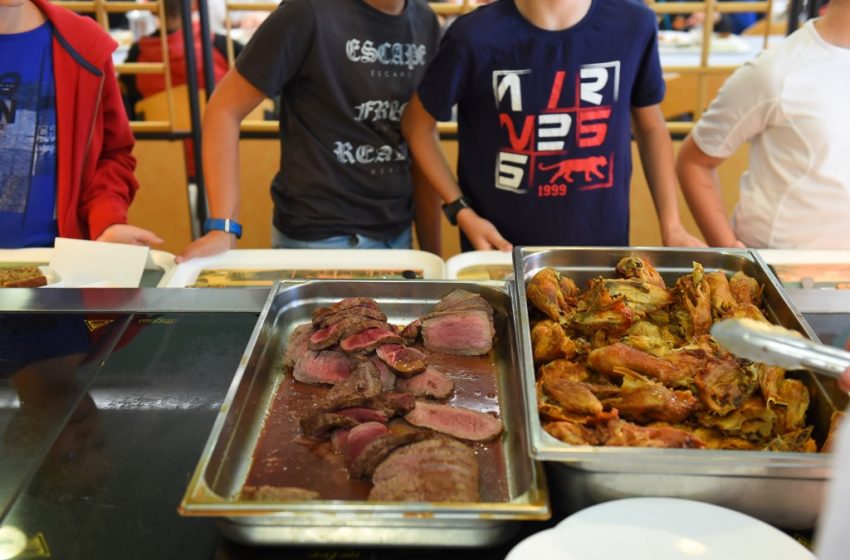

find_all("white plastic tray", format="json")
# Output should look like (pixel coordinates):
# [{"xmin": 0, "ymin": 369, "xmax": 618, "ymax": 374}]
[
  {"xmin": 158, "ymin": 249, "xmax": 447, "ymax": 287},
  {"xmin": 0, "ymin": 248, "xmax": 175, "ymax": 287}
]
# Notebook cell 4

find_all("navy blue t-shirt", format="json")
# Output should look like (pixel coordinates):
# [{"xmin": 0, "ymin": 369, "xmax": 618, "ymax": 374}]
[
  {"xmin": 418, "ymin": 0, "xmax": 665, "ymax": 248},
  {"xmin": 0, "ymin": 22, "xmax": 58, "ymax": 248}
]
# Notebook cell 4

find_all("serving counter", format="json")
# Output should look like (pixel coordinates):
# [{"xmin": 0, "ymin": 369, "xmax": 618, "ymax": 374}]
[{"xmin": 1, "ymin": 249, "xmax": 849, "ymax": 559}]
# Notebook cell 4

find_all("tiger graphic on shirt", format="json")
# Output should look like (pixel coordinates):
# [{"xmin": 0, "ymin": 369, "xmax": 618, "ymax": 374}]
[{"xmin": 493, "ymin": 62, "xmax": 619, "ymax": 196}]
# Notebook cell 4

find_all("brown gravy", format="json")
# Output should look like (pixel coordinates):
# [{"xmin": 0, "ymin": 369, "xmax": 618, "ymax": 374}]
[{"xmin": 245, "ymin": 341, "xmax": 510, "ymax": 503}]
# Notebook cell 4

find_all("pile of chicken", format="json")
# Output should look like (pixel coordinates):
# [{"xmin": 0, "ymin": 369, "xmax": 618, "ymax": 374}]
[{"xmin": 528, "ymin": 257, "xmax": 817, "ymax": 451}]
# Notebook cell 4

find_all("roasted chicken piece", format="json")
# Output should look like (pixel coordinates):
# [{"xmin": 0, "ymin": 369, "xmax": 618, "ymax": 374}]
[
  {"xmin": 728, "ymin": 271, "xmax": 763, "ymax": 306},
  {"xmin": 620, "ymin": 321, "xmax": 676, "ymax": 357},
  {"xmin": 543, "ymin": 419, "xmax": 611, "ymax": 446},
  {"xmin": 539, "ymin": 359, "xmax": 590, "ymax": 383},
  {"xmin": 603, "ymin": 278, "xmax": 673, "ymax": 316},
  {"xmin": 616, "ymin": 256, "xmax": 666, "ymax": 289},
  {"xmin": 705, "ymin": 270, "xmax": 736, "ymax": 318},
  {"xmin": 758, "ymin": 364, "xmax": 786, "ymax": 407},
  {"xmin": 527, "ymin": 268, "xmax": 576, "ymax": 322},
  {"xmin": 605, "ymin": 420, "xmax": 705, "ymax": 449},
  {"xmin": 571, "ymin": 278, "xmax": 634, "ymax": 337},
  {"xmin": 764, "ymin": 426, "xmax": 816, "ymax": 452},
  {"xmin": 542, "ymin": 375, "xmax": 604, "ymax": 417},
  {"xmin": 698, "ymin": 395, "xmax": 777, "ymax": 441},
  {"xmin": 692, "ymin": 428, "xmax": 760, "ymax": 450},
  {"xmin": 729, "ymin": 303, "xmax": 770, "ymax": 323},
  {"xmin": 587, "ymin": 342, "xmax": 692, "ymax": 387},
  {"xmin": 694, "ymin": 358, "xmax": 759, "ymax": 415},
  {"xmin": 600, "ymin": 370, "xmax": 699, "ymax": 424},
  {"xmin": 771, "ymin": 378, "xmax": 810, "ymax": 433},
  {"xmin": 670, "ymin": 263, "xmax": 712, "ymax": 340},
  {"xmin": 531, "ymin": 320, "xmax": 580, "ymax": 363}
]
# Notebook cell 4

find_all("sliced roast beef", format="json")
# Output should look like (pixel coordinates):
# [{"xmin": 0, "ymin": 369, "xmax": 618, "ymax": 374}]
[
  {"xmin": 283, "ymin": 324, "xmax": 314, "ymax": 370},
  {"xmin": 315, "ymin": 306, "xmax": 388, "ymax": 329},
  {"xmin": 428, "ymin": 289, "xmax": 492, "ymax": 316},
  {"xmin": 421, "ymin": 310, "xmax": 495, "ymax": 356},
  {"xmin": 395, "ymin": 366, "xmax": 454, "ymax": 399},
  {"xmin": 337, "ymin": 407, "xmax": 389, "ymax": 424},
  {"xmin": 344, "ymin": 421, "xmax": 390, "ymax": 464},
  {"xmin": 368, "ymin": 438, "xmax": 480, "ymax": 502},
  {"xmin": 312, "ymin": 297, "xmax": 382, "ymax": 325},
  {"xmin": 369, "ymin": 391, "xmax": 416, "ymax": 418},
  {"xmin": 404, "ymin": 401, "xmax": 503, "ymax": 442},
  {"xmin": 369, "ymin": 356, "xmax": 397, "ymax": 391},
  {"xmin": 376, "ymin": 344, "xmax": 427, "ymax": 375},
  {"xmin": 325, "ymin": 357, "xmax": 383, "ymax": 409},
  {"xmin": 292, "ymin": 349, "xmax": 351, "ymax": 385},
  {"xmin": 339, "ymin": 328, "xmax": 404, "ymax": 354},
  {"xmin": 349, "ymin": 431, "xmax": 432, "ymax": 479},
  {"xmin": 300, "ymin": 412, "xmax": 360, "ymax": 439},
  {"xmin": 309, "ymin": 317, "xmax": 391, "ymax": 351},
  {"xmin": 399, "ymin": 319, "xmax": 421, "ymax": 343}
]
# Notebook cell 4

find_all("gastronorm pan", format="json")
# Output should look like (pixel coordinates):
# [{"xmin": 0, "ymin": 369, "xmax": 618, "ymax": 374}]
[
  {"xmin": 179, "ymin": 280, "xmax": 549, "ymax": 546},
  {"xmin": 513, "ymin": 247, "xmax": 847, "ymax": 529}
]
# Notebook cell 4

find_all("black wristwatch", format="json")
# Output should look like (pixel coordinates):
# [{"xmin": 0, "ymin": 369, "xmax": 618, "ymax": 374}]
[{"xmin": 442, "ymin": 196, "xmax": 471, "ymax": 226}]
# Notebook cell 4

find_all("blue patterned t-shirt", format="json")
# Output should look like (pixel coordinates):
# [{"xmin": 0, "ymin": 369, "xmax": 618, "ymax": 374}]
[{"xmin": 0, "ymin": 22, "xmax": 58, "ymax": 248}]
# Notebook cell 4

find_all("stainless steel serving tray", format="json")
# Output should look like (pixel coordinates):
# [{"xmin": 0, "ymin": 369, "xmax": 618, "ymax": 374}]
[
  {"xmin": 179, "ymin": 280, "xmax": 549, "ymax": 546},
  {"xmin": 512, "ymin": 247, "xmax": 847, "ymax": 529}
]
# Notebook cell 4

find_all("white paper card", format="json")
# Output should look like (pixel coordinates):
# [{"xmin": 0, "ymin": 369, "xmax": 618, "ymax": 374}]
[{"xmin": 49, "ymin": 238, "xmax": 149, "ymax": 287}]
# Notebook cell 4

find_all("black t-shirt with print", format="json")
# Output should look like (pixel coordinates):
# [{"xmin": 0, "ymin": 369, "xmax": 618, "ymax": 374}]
[{"xmin": 236, "ymin": 0, "xmax": 440, "ymax": 241}]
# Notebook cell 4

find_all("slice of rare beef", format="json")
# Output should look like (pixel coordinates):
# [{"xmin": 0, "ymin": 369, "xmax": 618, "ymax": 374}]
[
  {"xmin": 300, "ymin": 412, "xmax": 360, "ymax": 439},
  {"xmin": 369, "ymin": 355, "xmax": 397, "ymax": 391},
  {"xmin": 283, "ymin": 324, "xmax": 314, "ymax": 370},
  {"xmin": 309, "ymin": 317, "xmax": 391, "ymax": 351},
  {"xmin": 343, "ymin": 421, "xmax": 390, "ymax": 465},
  {"xmin": 427, "ymin": 289, "xmax": 492, "ymax": 316},
  {"xmin": 376, "ymin": 344, "xmax": 427, "ymax": 376},
  {"xmin": 324, "ymin": 357, "xmax": 383, "ymax": 409},
  {"xmin": 404, "ymin": 401, "xmax": 503, "ymax": 442},
  {"xmin": 399, "ymin": 319, "xmax": 421, "ymax": 343},
  {"xmin": 314, "ymin": 306, "xmax": 388, "ymax": 329},
  {"xmin": 421, "ymin": 309, "xmax": 494, "ymax": 356},
  {"xmin": 312, "ymin": 297, "xmax": 382, "ymax": 325},
  {"xmin": 339, "ymin": 328, "xmax": 404, "ymax": 355},
  {"xmin": 292, "ymin": 349, "xmax": 351, "ymax": 385},
  {"xmin": 368, "ymin": 438, "xmax": 480, "ymax": 502},
  {"xmin": 348, "ymin": 431, "xmax": 432, "ymax": 479},
  {"xmin": 395, "ymin": 366, "xmax": 454, "ymax": 399}
]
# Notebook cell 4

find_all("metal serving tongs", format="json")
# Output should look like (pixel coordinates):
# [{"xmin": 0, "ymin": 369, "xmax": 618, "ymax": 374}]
[{"xmin": 711, "ymin": 318, "xmax": 850, "ymax": 380}]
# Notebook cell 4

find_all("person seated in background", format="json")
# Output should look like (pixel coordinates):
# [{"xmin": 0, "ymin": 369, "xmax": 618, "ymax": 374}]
[
  {"xmin": 0, "ymin": 0, "xmax": 161, "ymax": 248},
  {"xmin": 659, "ymin": 0, "xmax": 759, "ymax": 35},
  {"xmin": 121, "ymin": 0, "xmax": 243, "ymax": 119},
  {"xmin": 676, "ymin": 0, "xmax": 850, "ymax": 249},
  {"xmin": 402, "ymin": 0, "xmax": 704, "ymax": 252},
  {"xmin": 177, "ymin": 0, "xmax": 442, "ymax": 261}
]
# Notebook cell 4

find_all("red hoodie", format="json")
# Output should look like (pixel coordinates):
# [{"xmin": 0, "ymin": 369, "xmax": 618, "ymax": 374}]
[{"xmin": 32, "ymin": 0, "xmax": 139, "ymax": 241}]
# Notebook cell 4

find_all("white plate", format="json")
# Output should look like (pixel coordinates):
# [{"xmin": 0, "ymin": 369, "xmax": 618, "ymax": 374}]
[
  {"xmin": 444, "ymin": 250, "xmax": 512, "ymax": 280},
  {"xmin": 507, "ymin": 498, "xmax": 814, "ymax": 560},
  {"xmin": 158, "ymin": 249, "xmax": 447, "ymax": 287}
]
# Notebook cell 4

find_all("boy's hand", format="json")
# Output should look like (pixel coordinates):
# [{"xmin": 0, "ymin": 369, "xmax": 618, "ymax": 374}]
[
  {"xmin": 97, "ymin": 224, "xmax": 163, "ymax": 246},
  {"xmin": 661, "ymin": 223, "xmax": 707, "ymax": 248},
  {"xmin": 457, "ymin": 210, "xmax": 513, "ymax": 252},
  {"xmin": 176, "ymin": 231, "xmax": 236, "ymax": 263}
]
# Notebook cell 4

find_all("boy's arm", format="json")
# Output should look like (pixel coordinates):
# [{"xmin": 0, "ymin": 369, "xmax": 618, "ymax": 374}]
[
  {"xmin": 401, "ymin": 94, "xmax": 511, "ymax": 252},
  {"xmin": 177, "ymin": 69, "xmax": 267, "ymax": 262},
  {"xmin": 631, "ymin": 104, "xmax": 705, "ymax": 247},
  {"xmin": 676, "ymin": 135, "xmax": 744, "ymax": 247},
  {"xmin": 411, "ymin": 160, "xmax": 442, "ymax": 256}
]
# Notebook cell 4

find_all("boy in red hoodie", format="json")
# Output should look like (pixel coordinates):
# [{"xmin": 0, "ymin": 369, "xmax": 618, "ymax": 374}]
[{"xmin": 0, "ymin": 0, "xmax": 161, "ymax": 247}]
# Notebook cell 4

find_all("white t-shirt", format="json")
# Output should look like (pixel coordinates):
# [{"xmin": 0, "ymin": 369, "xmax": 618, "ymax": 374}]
[{"xmin": 692, "ymin": 20, "xmax": 850, "ymax": 249}]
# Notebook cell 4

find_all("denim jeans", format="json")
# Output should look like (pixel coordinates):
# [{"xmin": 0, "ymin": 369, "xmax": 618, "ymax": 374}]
[{"xmin": 272, "ymin": 226, "xmax": 412, "ymax": 250}]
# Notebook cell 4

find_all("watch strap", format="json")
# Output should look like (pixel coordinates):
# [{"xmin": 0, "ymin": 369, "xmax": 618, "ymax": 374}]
[
  {"xmin": 442, "ymin": 196, "xmax": 471, "ymax": 226},
  {"xmin": 204, "ymin": 218, "xmax": 243, "ymax": 239}
]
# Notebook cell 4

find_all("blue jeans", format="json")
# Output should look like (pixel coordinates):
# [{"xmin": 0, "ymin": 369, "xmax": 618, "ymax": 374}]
[{"xmin": 272, "ymin": 226, "xmax": 412, "ymax": 249}]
